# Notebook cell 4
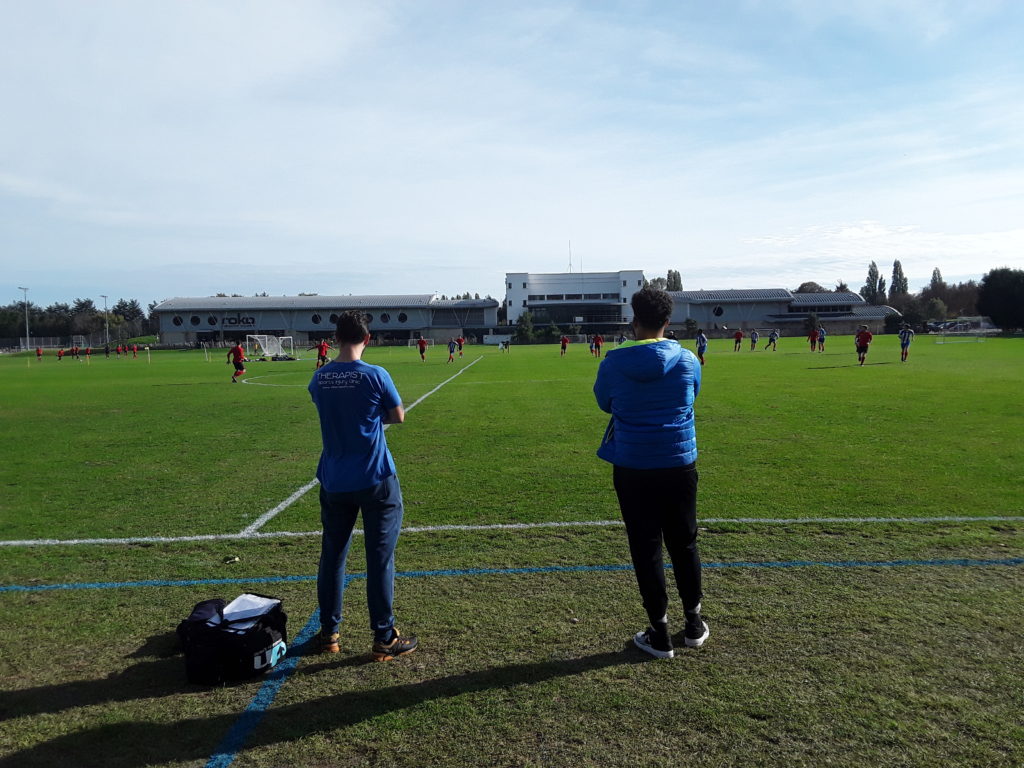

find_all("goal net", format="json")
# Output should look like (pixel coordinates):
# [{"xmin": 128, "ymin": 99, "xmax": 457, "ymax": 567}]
[
  {"xmin": 935, "ymin": 329, "xmax": 984, "ymax": 344},
  {"xmin": 934, "ymin": 317, "xmax": 995, "ymax": 344},
  {"xmin": 246, "ymin": 335, "xmax": 295, "ymax": 358}
]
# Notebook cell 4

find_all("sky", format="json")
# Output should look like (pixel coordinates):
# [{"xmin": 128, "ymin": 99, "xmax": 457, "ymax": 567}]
[{"xmin": 2, "ymin": 0, "xmax": 1023, "ymax": 310}]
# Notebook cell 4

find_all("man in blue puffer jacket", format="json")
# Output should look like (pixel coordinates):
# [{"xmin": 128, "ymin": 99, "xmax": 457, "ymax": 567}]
[{"xmin": 594, "ymin": 286, "xmax": 709, "ymax": 659}]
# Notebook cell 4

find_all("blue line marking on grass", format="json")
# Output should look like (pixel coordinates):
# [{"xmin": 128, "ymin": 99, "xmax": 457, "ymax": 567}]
[
  {"xmin": 2, "ymin": 558, "xmax": 1022, "ymax": 593},
  {"xmin": 204, "ymin": 608, "xmax": 322, "ymax": 768}
]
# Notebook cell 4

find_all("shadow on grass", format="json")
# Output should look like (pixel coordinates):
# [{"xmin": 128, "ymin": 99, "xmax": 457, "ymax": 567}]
[
  {"xmin": 0, "ymin": 633, "xmax": 189, "ymax": 725},
  {"xmin": 2, "ymin": 641, "xmax": 647, "ymax": 768}
]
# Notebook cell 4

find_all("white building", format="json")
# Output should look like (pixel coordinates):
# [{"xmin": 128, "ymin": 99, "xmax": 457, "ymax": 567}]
[{"xmin": 504, "ymin": 270, "xmax": 646, "ymax": 328}]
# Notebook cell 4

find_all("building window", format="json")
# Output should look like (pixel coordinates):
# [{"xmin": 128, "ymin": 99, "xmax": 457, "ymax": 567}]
[
  {"xmin": 508, "ymin": 282, "xmax": 512, "ymax": 289},
  {"xmin": 622, "ymin": 298, "xmax": 627, "ymax": 304},
  {"xmin": 329, "ymin": 313, "xmax": 339, "ymax": 324},
  {"xmin": 365, "ymin": 313, "xmax": 373, "ymax": 323},
  {"xmin": 523, "ymin": 300, "xmax": 527, "ymax": 307},
  {"xmin": 622, "ymin": 280, "xmax": 627, "ymax": 287},
  {"xmin": 172, "ymin": 315, "xmax": 183, "ymax": 326},
  {"xmin": 545, "ymin": 294, "xmax": 564, "ymax": 300},
  {"xmin": 637, "ymin": 280, "xmax": 642, "ymax": 286},
  {"xmin": 208, "ymin": 316, "xmax": 218, "ymax": 325},
  {"xmin": 528, "ymin": 295, "xmax": 544, "ymax": 300},
  {"xmin": 565, "ymin": 294, "xmax": 582, "ymax": 300},
  {"xmin": 584, "ymin": 293, "xmax": 601, "ymax": 300},
  {"xmin": 380, "ymin": 312, "xmax": 390, "ymax": 323},
  {"xmin": 398, "ymin": 312, "xmax": 408, "ymax": 322},
  {"xmin": 713, "ymin": 306, "xmax": 724, "ymax": 317},
  {"xmin": 311, "ymin": 313, "xmax": 321, "ymax": 324},
  {"xmin": 523, "ymin": 282, "xmax": 527, "ymax": 288},
  {"xmin": 190, "ymin": 315, "xmax": 201, "ymax": 326}
]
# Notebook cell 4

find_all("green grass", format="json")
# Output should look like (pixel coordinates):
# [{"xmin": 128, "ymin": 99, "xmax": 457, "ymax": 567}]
[{"xmin": 1, "ymin": 337, "xmax": 1022, "ymax": 767}]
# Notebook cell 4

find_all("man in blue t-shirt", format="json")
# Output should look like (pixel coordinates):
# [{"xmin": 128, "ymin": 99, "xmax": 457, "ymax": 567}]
[{"xmin": 308, "ymin": 310, "xmax": 418, "ymax": 661}]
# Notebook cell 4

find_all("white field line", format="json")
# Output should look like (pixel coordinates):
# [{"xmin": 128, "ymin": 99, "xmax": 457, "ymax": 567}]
[
  {"xmin": 238, "ymin": 357, "xmax": 482, "ymax": 534},
  {"xmin": 241, "ymin": 356, "xmax": 486, "ymax": 536},
  {"xmin": 239, "ymin": 479, "xmax": 320, "ymax": 536},
  {"xmin": 2, "ymin": 515, "xmax": 1021, "ymax": 548}
]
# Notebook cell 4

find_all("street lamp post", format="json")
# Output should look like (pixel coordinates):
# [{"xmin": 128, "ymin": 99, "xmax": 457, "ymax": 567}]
[
  {"xmin": 17, "ymin": 286, "xmax": 29, "ymax": 351},
  {"xmin": 100, "ymin": 294, "xmax": 109, "ymax": 345}
]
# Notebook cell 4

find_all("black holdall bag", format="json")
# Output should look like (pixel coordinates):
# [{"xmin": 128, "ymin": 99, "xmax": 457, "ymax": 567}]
[{"xmin": 177, "ymin": 593, "xmax": 288, "ymax": 685}]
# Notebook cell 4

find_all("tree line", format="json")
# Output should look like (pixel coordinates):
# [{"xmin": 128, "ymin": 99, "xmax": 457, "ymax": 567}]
[
  {"xmin": 0, "ymin": 297, "xmax": 157, "ymax": 342},
  {"xmin": 853, "ymin": 261, "xmax": 1023, "ymax": 331}
]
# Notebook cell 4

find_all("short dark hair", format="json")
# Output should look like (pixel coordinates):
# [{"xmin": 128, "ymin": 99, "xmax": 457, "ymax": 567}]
[
  {"xmin": 631, "ymin": 286, "xmax": 673, "ymax": 329},
  {"xmin": 335, "ymin": 310, "xmax": 370, "ymax": 344}
]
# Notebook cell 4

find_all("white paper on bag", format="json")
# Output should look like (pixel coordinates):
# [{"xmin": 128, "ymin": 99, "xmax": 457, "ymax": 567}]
[{"xmin": 223, "ymin": 593, "xmax": 280, "ymax": 622}]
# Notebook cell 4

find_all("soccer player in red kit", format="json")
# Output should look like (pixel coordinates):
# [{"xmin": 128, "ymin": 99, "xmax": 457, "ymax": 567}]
[
  {"xmin": 35, "ymin": 347, "xmax": 42, "ymax": 361},
  {"xmin": 456, "ymin": 335, "xmax": 465, "ymax": 358},
  {"xmin": 560, "ymin": 335, "xmax": 569, "ymax": 356},
  {"xmin": 594, "ymin": 334, "xmax": 604, "ymax": 357},
  {"xmin": 733, "ymin": 330, "xmax": 743, "ymax": 351},
  {"xmin": 417, "ymin": 337, "xmax": 428, "ymax": 361},
  {"xmin": 316, "ymin": 339, "xmax": 332, "ymax": 369},
  {"xmin": 854, "ymin": 325, "xmax": 873, "ymax": 366},
  {"xmin": 807, "ymin": 328, "xmax": 819, "ymax": 352},
  {"xmin": 116, "ymin": 344, "xmax": 122, "ymax": 358},
  {"xmin": 57, "ymin": 348, "xmax": 64, "ymax": 361},
  {"xmin": 227, "ymin": 341, "xmax": 246, "ymax": 382},
  {"xmin": 132, "ymin": 344, "xmax": 138, "ymax": 358}
]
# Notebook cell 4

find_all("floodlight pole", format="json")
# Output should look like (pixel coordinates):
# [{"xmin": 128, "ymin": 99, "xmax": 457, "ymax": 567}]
[
  {"xmin": 100, "ymin": 294, "xmax": 109, "ymax": 345},
  {"xmin": 18, "ymin": 286, "xmax": 29, "ymax": 351}
]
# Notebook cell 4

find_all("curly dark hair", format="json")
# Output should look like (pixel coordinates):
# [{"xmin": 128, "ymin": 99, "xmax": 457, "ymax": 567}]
[
  {"xmin": 631, "ymin": 286, "xmax": 674, "ymax": 329},
  {"xmin": 335, "ymin": 310, "xmax": 370, "ymax": 344}
]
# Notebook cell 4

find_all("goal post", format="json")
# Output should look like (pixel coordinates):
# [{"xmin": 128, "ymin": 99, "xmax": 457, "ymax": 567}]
[{"xmin": 245, "ymin": 335, "xmax": 296, "ymax": 359}]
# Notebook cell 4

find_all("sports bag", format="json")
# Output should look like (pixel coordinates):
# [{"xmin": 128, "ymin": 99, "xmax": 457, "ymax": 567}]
[{"xmin": 177, "ymin": 593, "xmax": 288, "ymax": 685}]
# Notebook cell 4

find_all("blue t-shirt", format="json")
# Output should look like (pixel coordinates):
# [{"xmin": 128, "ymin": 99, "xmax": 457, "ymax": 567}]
[{"xmin": 309, "ymin": 360, "xmax": 401, "ymax": 493}]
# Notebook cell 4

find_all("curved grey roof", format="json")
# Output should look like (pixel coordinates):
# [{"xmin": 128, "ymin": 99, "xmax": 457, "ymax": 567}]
[
  {"xmin": 430, "ymin": 298, "xmax": 499, "ymax": 308},
  {"xmin": 789, "ymin": 291, "xmax": 865, "ymax": 306},
  {"xmin": 671, "ymin": 289, "xmax": 793, "ymax": 303},
  {"xmin": 154, "ymin": 295, "xmax": 437, "ymax": 312},
  {"xmin": 851, "ymin": 304, "xmax": 901, "ymax": 318}
]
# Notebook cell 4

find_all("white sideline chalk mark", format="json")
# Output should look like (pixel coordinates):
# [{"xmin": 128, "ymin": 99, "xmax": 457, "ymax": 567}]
[
  {"xmin": 236, "ymin": 356, "xmax": 484, "ymax": 535},
  {"xmin": 239, "ymin": 479, "xmax": 321, "ymax": 536},
  {"xmin": 2, "ymin": 515, "xmax": 1020, "ymax": 548}
]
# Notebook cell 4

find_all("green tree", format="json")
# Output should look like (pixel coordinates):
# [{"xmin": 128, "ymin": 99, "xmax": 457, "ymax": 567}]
[
  {"xmin": 72, "ymin": 297, "xmax": 96, "ymax": 315},
  {"xmin": 795, "ymin": 282, "xmax": 827, "ymax": 293},
  {"xmin": 683, "ymin": 318, "xmax": 697, "ymax": 338},
  {"xmin": 925, "ymin": 297, "xmax": 947, "ymax": 321},
  {"xmin": 515, "ymin": 311, "xmax": 535, "ymax": 343},
  {"xmin": 803, "ymin": 312, "xmax": 821, "ymax": 334},
  {"xmin": 835, "ymin": 280, "xmax": 850, "ymax": 292},
  {"xmin": 977, "ymin": 268, "xmax": 1024, "ymax": 331},
  {"xmin": 542, "ymin": 324, "xmax": 562, "ymax": 342},
  {"xmin": 859, "ymin": 262, "xmax": 881, "ymax": 304},
  {"xmin": 889, "ymin": 260, "xmax": 909, "ymax": 299},
  {"xmin": 648, "ymin": 276, "xmax": 668, "ymax": 290},
  {"xmin": 666, "ymin": 270, "xmax": 683, "ymax": 291}
]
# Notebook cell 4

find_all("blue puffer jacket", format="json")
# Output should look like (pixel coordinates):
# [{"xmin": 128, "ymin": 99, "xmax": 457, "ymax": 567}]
[{"xmin": 594, "ymin": 339, "xmax": 701, "ymax": 469}]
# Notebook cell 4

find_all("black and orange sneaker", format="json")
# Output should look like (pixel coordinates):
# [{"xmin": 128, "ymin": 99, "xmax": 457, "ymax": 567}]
[
  {"xmin": 371, "ymin": 629, "xmax": 418, "ymax": 661},
  {"xmin": 320, "ymin": 630, "xmax": 340, "ymax": 654}
]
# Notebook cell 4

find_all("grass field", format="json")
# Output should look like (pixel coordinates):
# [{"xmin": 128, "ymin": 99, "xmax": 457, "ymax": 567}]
[{"xmin": 1, "ymin": 335, "xmax": 1022, "ymax": 767}]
